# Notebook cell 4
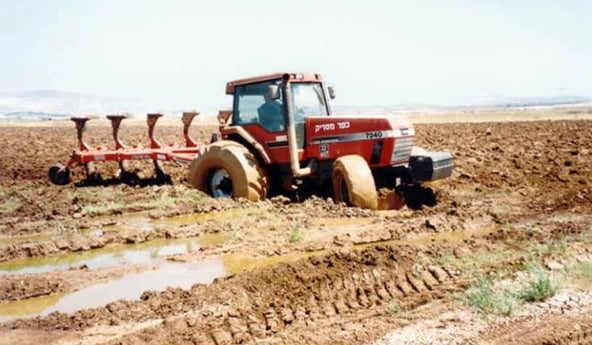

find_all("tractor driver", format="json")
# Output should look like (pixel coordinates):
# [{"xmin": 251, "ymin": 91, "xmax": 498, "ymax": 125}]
[{"xmin": 257, "ymin": 93, "xmax": 285, "ymax": 132}]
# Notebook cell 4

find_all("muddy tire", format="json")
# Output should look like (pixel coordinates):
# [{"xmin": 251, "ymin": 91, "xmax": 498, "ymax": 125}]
[
  {"xmin": 48, "ymin": 163, "xmax": 71, "ymax": 185},
  {"xmin": 188, "ymin": 141, "xmax": 268, "ymax": 201},
  {"xmin": 332, "ymin": 155, "xmax": 378, "ymax": 210}
]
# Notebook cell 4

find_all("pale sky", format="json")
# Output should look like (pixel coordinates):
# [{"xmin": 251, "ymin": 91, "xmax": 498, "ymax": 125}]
[{"xmin": 1, "ymin": 0, "xmax": 591, "ymax": 109}]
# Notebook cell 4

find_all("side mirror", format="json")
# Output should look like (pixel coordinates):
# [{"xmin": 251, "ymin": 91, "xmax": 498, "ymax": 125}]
[
  {"xmin": 328, "ymin": 86, "xmax": 336, "ymax": 99},
  {"xmin": 268, "ymin": 85, "xmax": 280, "ymax": 100}
]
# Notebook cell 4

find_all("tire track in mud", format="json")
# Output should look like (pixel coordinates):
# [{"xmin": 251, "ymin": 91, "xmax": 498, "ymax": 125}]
[
  {"xmin": 4, "ymin": 245, "xmax": 464, "ymax": 345},
  {"xmin": 199, "ymin": 263, "xmax": 458, "ymax": 345},
  {"xmin": 114, "ymin": 246, "xmax": 462, "ymax": 345}
]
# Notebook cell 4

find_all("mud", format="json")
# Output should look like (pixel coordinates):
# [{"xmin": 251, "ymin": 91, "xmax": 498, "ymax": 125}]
[{"xmin": 1, "ymin": 112, "xmax": 592, "ymax": 345}]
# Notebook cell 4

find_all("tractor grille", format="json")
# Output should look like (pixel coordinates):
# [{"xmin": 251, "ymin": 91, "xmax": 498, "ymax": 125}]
[{"xmin": 391, "ymin": 137, "xmax": 413, "ymax": 164}]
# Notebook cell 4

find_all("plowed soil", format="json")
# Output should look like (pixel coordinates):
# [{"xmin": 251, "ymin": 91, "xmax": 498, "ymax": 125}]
[{"xmin": 1, "ymin": 109, "xmax": 592, "ymax": 345}]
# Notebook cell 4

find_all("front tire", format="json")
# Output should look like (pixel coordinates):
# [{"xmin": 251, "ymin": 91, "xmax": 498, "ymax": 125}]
[
  {"xmin": 332, "ymin": 155, "xmax": 378, "ymax": 210},
  {"xmin": 188, "ymin": 141, "xmax": 268, "ymax": 201}
]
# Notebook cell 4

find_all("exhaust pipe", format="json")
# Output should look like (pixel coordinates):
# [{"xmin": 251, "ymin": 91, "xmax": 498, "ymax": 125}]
[{"xmin": 282, "ymin": 74, "xmax": 313, "ymax": 178}]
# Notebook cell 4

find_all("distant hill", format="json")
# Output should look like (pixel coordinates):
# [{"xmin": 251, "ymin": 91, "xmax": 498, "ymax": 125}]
[
  {"xmin": 472, "ymin": 95, "xmax": 592, "ymax": 108},
  {"xmin": 333, "ymin": 95, "xmax": 592, "ymax": 115},
  {"xmin": 1, "ymin": 90, "xmax": 590, "ymax": 120},
  {"xmin": 0, "ymin": 90, "xmax": 150, "ymax": 120}
]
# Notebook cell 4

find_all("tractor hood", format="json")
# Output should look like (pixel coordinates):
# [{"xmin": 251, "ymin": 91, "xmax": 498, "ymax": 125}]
[
  {"xmin": 304, "ymin": 115, "xmax": 415, "ymax": 167},
  {"xmin": 306, "ymin": 115, "xmax": 414, "ymax": 143}
]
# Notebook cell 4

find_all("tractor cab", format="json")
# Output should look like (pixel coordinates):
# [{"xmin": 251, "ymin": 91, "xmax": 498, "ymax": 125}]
[
  {"xmin": 220, "ymin": 73, "xmax": 333, "ymax": 167},
  {"xmin": 229, "ymin": 74, "xmax": 330, "ymax": 131}
]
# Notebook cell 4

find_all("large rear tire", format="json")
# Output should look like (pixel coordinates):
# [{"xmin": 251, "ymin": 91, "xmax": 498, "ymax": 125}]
[
  {"xmin": 332, "ymin": 155, "xmax": 378, "ymax": 210},
  {"xmin": 188, "ymin": 141, "xmax": 268, "ymax": 202}
]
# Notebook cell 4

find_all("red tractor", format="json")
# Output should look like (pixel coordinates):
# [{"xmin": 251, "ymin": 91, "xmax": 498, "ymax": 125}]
[
  {"xmin": 49, "ymin": 72, "xmax": 452, "ymax": 210},
  {"xmin": 188, "ymin": 72, "xmax": 453, "ymax": 210}
]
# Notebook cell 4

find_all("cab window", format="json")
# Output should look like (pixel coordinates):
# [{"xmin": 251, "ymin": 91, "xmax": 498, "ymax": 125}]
[{"xmin": 233, "ymin": 81, "xmax": 286, "ymax": 132}]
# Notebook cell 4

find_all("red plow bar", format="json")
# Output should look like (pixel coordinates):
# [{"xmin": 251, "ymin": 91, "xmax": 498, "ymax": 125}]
[{"xmin": 48, "ymin": 112, "xmax": 203, "ymax": 185}]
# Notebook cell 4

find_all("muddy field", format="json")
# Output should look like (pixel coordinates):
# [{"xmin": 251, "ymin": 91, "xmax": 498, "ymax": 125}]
[{"xmin": 1, "ymin": 110, "xmax": 592, "ymax": 345}]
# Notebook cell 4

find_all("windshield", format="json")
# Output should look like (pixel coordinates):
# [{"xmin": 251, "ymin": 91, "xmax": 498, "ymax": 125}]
[
  {"xmin": 291, "ymin": 82, "xmax": 328, "ymax": 118},
  {"xmin": 233, "ymin": 80, "xmax": 286, "ymax": 132}
]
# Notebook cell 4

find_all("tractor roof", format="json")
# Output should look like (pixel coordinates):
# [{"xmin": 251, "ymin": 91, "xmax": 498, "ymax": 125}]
[{"xmin": 226, "ymin": 72, "xmax": 323, "ymax": 94}]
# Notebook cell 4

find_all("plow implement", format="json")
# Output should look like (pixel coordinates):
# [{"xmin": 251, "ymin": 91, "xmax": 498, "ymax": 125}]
[{"xmin": 48, "ymin": 112, "xmax": 203, "ymax": 185}]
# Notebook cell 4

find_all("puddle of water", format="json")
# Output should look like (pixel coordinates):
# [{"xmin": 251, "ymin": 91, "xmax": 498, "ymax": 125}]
[
  {"xmin": 0, "ymin": 238, "xmax": 199, "ymax": 275},
  {"xmin": 0, "ymin": 293, "xmax": 65, "ymax": 319},
  {"xmin": 0, "ymin": 259, "xmax": 226, "ymax": 323},
  {"xmin": 0, "ymin": 207, "xmax": 242, "ymax": 275}
]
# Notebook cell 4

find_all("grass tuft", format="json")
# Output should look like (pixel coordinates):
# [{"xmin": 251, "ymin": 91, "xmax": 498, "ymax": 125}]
[
  {"xmin": 462, "ymin": 278, "xmax": 516, "ymax": 316},
  {"xmin": 516, "ymin": 265, "xmax": 558, "ymax": 302},
  {"xmin": 287, "ymin": 222, "xmax": 302, "ymax": 244}
]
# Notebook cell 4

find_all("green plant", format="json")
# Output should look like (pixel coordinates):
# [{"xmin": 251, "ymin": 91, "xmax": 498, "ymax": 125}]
[
  {"xmin": 0, "ymin": 197, "xmax": 21, "ymax": 213},
  {"xmin": 287, "ymin": 223, "xmax": 302, "ymax": 244},
  {"xmin": 462, "ymin": 278, "xmax": 516, "ymax": 316},
  {"xmin": 516, "ymin": 266, "xmax": 558, "ymax": 302}
]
